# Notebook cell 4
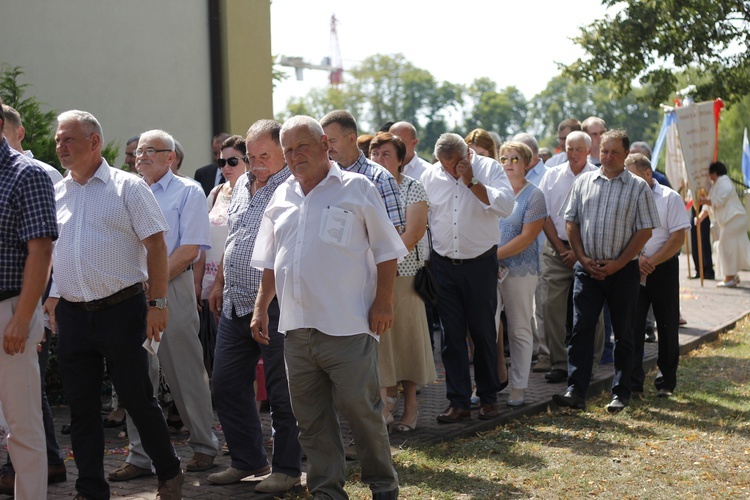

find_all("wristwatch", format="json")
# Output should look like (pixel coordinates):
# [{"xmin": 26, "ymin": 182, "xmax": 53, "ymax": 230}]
[
  {"xmin": 148, "ymin": 298, "xmax": 168, "ymax": 310},
  {"xmin": 466, "ymin": 177, "xmax": 479, "ymax": 188}
]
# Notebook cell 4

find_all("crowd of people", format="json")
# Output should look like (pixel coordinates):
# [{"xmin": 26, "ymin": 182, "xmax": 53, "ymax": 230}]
[{"xmin": 1, "ymin": 99, "xmax": 745, "ymax": 499}]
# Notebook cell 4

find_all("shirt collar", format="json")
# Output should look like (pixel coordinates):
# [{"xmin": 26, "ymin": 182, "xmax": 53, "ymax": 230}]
[
  {"xmin": 62, "ymin": 158, "xmax": 112, "ymax": 185},
  {"xmin": 595, "ymin": 166, "xmax": 631, "ymax": 183},
  {"xmin": 152, "ymin": 167, "xmax": 176, "ymax": 192}
]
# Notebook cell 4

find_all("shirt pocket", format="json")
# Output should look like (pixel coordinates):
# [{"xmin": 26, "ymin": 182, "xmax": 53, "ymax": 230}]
[{"xmin": 319, "ymin": 205, "xmax": 354, "ymax": 247}]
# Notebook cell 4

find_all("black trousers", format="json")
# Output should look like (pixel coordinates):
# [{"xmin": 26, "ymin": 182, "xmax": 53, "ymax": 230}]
[
  {"xmin": 632, "ymin": 255, "xmax": 681, "ymax": 392},
  {"xmin": 57, "ymin": 292, "xmax": 180, "ymax": 500},
  {"xmin": 691, "ymin": 207, "xmax": 714, "ymax": 277}
]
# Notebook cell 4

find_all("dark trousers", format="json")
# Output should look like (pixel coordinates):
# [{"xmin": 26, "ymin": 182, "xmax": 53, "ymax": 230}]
[
  {"xmin": 212, "ymin": 300, "xmax": 301, "ymax": 477},
  {"xmin": 632, "ymin": 255, "xmax": 680, "ymax": 392},
  {"xmin": 569, "ymin": 260, "xmax": 640, "ymax": 400},
  {"xmin": 432, "ymin": 250, "xmax": 500, "ymax": 409},
  {"xmin": 4, "ymin": 328, "xmax": 63, "ymax": 472},
  {"xmin": 691, "ymin": 207, "xmax": 714, "ymax": 277},
  {"xmin": 56, "ymin": 293, "xmax": 180, "ymax": 500}
]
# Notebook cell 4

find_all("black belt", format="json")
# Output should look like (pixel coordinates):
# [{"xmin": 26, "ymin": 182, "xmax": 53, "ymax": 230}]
[
  {"xmin": 184, "ymin": 263, "xmax": 193, "ymax": 273},
  {"xmin": 67, "ymin": 283, "xmax": 144, "ymax": 312},
  {"xmin": 0, "ymin": 289, "xmax": 21, "ymax": 302},
  {"xmin": 435, "ymin": 245, "xmax": 497, "ymax": 265}
]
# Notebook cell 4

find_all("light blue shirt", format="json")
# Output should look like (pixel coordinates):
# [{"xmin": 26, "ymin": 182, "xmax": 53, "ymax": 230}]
[{"xmin": 150, "ymin": 169, "xmax": 211, "ymax": 255}]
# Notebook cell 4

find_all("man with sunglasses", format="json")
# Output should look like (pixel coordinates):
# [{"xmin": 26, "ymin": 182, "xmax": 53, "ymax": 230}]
[
  {"xmin": 207, "ymin": 120, "xmax": 301, "ymax": 494},
  {"xmin": 422, "ymin": 133, "xmax": 514, "ymax": 423},
  {"xmin": 110, "ymin": 129, "xmax": 219, "ymax": 482}
]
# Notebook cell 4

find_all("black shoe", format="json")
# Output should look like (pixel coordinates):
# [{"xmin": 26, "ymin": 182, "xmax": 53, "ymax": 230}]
[
  {"xmin": 544, "ymin": 369, "xmax": 567, "ymax": 383},
  {"xmin": 553, "ymin": 391, "xmax": 586, "ymax": 410},
  {"xmin": 645, "ymin": 326, "xmax": 657, "ymax": 343},
  {"xmin": 373, "ymin": 486, "xmax": 399, "ymax": 499}
]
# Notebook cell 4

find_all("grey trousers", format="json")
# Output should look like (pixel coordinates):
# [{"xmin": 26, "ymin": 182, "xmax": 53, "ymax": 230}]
[
  {"xmin": 284, "ymin": 329, "xmax": 397, "ymax": 499},
  {"xmin": 125, "ymin": 270, "xmax": 219, "ymax": 467},
  {"xmin": 541, "ymin": 241, "xmax": 604, "ymax": 372}
]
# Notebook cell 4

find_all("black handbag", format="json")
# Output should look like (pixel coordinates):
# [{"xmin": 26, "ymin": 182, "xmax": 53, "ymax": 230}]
[{"xmin": 413, "ymin": 227, "xmax": 439, "ymax": 306}]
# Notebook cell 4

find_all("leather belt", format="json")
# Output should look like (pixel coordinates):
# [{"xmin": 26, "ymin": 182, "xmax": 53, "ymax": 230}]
[
  {"xmin": 67, "ymin": 283, "xmax": 144, "ymax": 312},
  {"xmin": 184, "ymin": 263, "xmax": 193, "ymax": 273},
  {"xmin": 435, "ymin": 245, "xmax": 497, "ymax": 266},
  {"xmin": 0, "ymin": 289, "xmax": 21, "ymax": 302}
]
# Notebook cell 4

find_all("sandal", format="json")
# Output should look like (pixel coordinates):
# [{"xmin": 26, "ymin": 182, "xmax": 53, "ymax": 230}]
[
  {"xmin": 382, "ymin": 396, "xmax": 398, "ymax": 426},
  {"xmin": 394, "ymin": 411, "xmax": 418, "ymax": 432}
]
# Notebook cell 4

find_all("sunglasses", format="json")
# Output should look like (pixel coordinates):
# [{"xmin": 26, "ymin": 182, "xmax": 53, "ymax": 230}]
[
  {"xmin": 499, "ymin": 156, "xmax": 521, "ymax": 165},
  {"xmin": 218, "ymin": 156, "xmax": 248, "ymax": 168}
]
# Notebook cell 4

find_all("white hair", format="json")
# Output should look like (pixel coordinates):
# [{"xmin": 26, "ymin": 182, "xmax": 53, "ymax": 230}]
[
  {"xmin": 281, "ymin": 115, "xmax": 325, "ymax": 144},
  {"xmin": 434, "ymin": 133, "xmax": 468, "ymax": 159},
  {"xmin": 566, "ymin": 131, "xmax": 591, "ymax": 148},
  {"xmin": 139, "ymin": 129, "xmax": 175, "ymax": 151},
  {"xmin": 57, "ymin": 110, "xmax": 104, "ymax": 140}
]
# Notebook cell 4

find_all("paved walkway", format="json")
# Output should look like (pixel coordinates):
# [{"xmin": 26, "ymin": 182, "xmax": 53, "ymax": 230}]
[{"xmin": 10, "ymin": 254, "xmax": 750, "ymax": 499}]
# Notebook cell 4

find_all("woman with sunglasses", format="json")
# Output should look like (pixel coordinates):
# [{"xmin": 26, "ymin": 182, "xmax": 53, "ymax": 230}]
[
  {"xmin": 195, "ymin": 135, "xmax": 248, "ymax": 375},
  {"xmin": 495, "ymin": 141, "xmax": 547, "ymax": 407}
]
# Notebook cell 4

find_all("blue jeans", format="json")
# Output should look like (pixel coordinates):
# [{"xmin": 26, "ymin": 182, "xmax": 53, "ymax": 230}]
[
  {"xmin": 57, "ymin": 293, "xmax": 180, "ymax": 500},
  {"xmin": 212, "ymin": 300, "xmax": 301, "ymax": 477}
]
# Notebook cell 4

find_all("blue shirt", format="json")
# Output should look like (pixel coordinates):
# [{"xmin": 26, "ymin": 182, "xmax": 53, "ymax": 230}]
[
  {"xmin": 499, "ymin": 183, "xmax": 547, "ymax": 276},
  {"xmin": 150, "ymin": 169, "xmax": 211, "ymax": 255},
  {"xmin": 223, "ymin": 166, "xmax": 291, "ymax": 319},
  {"xmin": 339, "ymin": 152, "xmax": 405, "ymax": 228},
  {"xmin": 0, "ymin": 140, "xmax": 58, "ymax": 290}
]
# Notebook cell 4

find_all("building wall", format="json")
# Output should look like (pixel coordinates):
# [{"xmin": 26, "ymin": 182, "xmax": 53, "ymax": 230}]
[{"xmin": 0, "ymin": 0, "xmax": 214, "ymax": 175}]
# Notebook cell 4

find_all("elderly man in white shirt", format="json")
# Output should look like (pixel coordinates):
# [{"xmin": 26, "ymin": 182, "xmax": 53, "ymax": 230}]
[
  {"xmin": 51, "ymin": 110, "xmax": 182, "ymax": 499},
  {"xmin": 422, "ymin": 133, "xmax": 514, "ymax": 423},
  {"xmin": 538, "ymin": 131, "xmax": 605, "ymax": 384},
  {"xmin": 251, "ymin": 115, "xmax": 406, "ymax": 500},
  {"xmin": 627, "ymin": 153, "xmax": 690, "ymax": 398},
  {"xmin": 111, "ymin": 129, "xmax": 219, "ymax": 482}
]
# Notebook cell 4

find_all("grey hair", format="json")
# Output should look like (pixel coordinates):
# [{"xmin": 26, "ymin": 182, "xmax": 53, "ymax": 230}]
[
  {"xmin": 139, "ymin": 129, "xmax": 175, "ymax": 151},
  {"xmin": 126, "ymin": 134, "xmax": 141, "ymax": 146},
  {"xmin": 581, "ymin": 116, "xmax": 606, "ymax": 131},
  {"xmin": 173, "ymin": 140, "xmax": 184, "ymax": 169},
  {"xmin": 281, "ymin": 115, "xmax": 325, "ymax": 144},
  {"xmin": 625, "ymin": 152, "xmax": 652, "ymax": 172},
  {"xmin": 512, "ymin": 133, "xmax": 539, "ymax": 156},
  {"xmin": 630, "ymin": 141, "xmax": 652, "ymax": 159},
  {"xmin": 247, "ymin": 119, "xmax": 282, "ymax": 146},
  {"xmin": 434, "ymin": 133, "xmax": 468, "ymax": 159},
  {"xmin": 57, "ymin": 110, "xmax": 104, "ymax": 140},
  {"xmin": 566, "ymin": 131, "xmax": 591, "ymax": 148}
]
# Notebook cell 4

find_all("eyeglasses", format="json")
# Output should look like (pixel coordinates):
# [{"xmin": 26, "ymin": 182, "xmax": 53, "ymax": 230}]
[
  {"xmin": 499, "ymin": 156, "xmax": 521, "ymax": 165},
  {"xmin": 218, "ymin": 156, "xmax": 248, "ymax": 168},
  {"xmin": 135, "ymin": 147, "xmax": 172, "ymax": 157}
]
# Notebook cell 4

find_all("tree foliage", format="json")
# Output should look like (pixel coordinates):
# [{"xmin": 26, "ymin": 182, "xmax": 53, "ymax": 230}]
[
  {"xmin": 0, "ymin": 64, "xmax": 120, "ymax": 169},
  {"xmin": 566, "ymin": 0, "xmax": 750, "ymax": 106}
]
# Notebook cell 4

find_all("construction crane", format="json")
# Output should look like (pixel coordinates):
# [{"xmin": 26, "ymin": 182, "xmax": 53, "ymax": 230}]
[{"xmin": 278, "ymin": 14, "xmax": 343, "ymax": 85}]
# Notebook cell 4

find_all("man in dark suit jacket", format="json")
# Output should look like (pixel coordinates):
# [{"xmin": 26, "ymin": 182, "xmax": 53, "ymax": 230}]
[{"xmin": 194, "ymin": 133, "xmax": 230, "ymax": 196}]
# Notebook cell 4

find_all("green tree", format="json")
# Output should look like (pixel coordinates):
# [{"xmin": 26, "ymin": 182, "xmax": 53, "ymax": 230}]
[
  {"xmin": 464, "ymin": 78, "xmax": 527, "ymax": 140},
  {"xmin": 566, "ymin": 0, "xmax": 750, "ymax": 106},
  {"xmin": 717, "ymin": 94, "xmax": 750, "ymax": 179},
  {"xmin": 1, "ymin": 64, "xmax": 120, "ymax": 168},
  {"xmin": 0, "ymin": 64, "xmax": 59, "ymax": 169},
  {"xmin": 526, "ymin": 75, "xmax": 661, "ymax": 149}
]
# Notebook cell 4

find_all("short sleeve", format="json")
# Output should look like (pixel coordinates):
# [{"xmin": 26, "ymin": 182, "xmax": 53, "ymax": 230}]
[
  {"xmin": 522, "ymin": 187, "xmax": 547, "ymax": 224},
  {"xmin": 124, "ymin": 178, "xmax": 169, "ymax": 241},
  {"xmin": 18, "ymin": 166, "xmax": 58, "ymax": 242}
]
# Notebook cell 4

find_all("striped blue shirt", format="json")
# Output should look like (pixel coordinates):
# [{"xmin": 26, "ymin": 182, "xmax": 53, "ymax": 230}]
[
  {"xmin": 222, "ymin": 166, "xmax": 291, "ymax": 319},
  {"xmin": 562, "ymin": 168, "xmax": 659, "ymax": 261},
  {"xmin": 339, "ymin": 152, "xmax": 405, "ymax": 228}
]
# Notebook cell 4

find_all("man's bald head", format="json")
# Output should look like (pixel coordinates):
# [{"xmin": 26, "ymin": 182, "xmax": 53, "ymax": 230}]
[{"xmin": 389, "ymin": 121, "xmax": 419, "ymax": 163}]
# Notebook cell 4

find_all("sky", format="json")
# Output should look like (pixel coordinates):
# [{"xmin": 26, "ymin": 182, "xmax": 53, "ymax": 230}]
[{"xmin": 270, "ymin": 0, "xmax": 614, "ymax": 115}]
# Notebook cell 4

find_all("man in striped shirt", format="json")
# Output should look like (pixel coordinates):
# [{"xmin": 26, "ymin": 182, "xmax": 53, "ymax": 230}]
[{"xmin": 554, "ymin": 129, "xmax": 659, "ymax": 412}]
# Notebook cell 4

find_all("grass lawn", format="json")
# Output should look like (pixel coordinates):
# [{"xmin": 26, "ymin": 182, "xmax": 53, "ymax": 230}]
[{"xmin": 331, "ymin": 318, "xmax": 750, "ymax": 499}]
